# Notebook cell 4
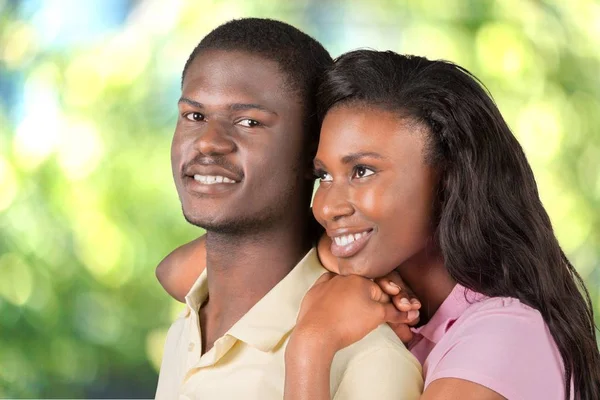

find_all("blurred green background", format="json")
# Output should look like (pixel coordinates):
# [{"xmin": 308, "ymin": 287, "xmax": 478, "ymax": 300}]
[{"xmin": 1, "ymin": 0, "xmax": 599, "ymax": 397}]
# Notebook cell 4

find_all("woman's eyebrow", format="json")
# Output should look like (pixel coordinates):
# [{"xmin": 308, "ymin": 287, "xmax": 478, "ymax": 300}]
[
  {"xmin": 313, "ymin": 159, "xmax": 326, "ymax": 169},
  {"xmin": 341, "ymin": 152, "xmax": 385, "ymax": 164}
]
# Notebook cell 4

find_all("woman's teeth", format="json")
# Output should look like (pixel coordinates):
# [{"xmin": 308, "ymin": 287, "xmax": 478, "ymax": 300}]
[
  {"xmin": 194, "ymin": 174, "xmax": 237, "ymax": 184},
  {"xmin": 333, "ymin": 231, "xmax": 369, "ymax": 246}
]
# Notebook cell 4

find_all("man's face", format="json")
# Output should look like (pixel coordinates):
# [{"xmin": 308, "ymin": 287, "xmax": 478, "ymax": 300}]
[{"xmin": 172, "ymin": 49, "xmax": 309, "ymax": 233}]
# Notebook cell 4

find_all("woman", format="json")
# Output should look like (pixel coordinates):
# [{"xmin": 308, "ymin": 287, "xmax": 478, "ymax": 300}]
[{"xmin": 157, "ymin": 51, "xmax": 600, "ymax": 399}]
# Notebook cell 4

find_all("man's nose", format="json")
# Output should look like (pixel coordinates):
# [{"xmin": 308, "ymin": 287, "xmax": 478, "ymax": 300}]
[
  {"xmin": 194, "ymin": 121, "xmax": 236, "ymax": 156},
  {"xmin": 320, "ymin": 182, "xmax": 355, "ymax": 222}
]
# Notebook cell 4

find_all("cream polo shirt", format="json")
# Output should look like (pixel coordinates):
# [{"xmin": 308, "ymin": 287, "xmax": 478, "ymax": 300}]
[{"xmin": 155, "ymin": 249, "xmax": 423, "ymax": 400}]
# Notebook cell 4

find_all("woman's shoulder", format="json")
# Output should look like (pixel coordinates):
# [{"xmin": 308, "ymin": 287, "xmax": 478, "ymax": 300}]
[
  {"xmin": 425, "ymin": 294, "xmax": 566, "ymax": 399},
  {"xmin": 459, "ymin": 294, "xmax": 547, "ymax": 332}
]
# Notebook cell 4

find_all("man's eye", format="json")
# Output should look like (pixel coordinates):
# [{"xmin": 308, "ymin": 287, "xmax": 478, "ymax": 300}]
[
  {"xmin": 237, "ymin": 119, "xmax": 261, "ymax": 128},
  {"xmin": 353, "ymin": 166, "xmax": 375, "ymax": 179},
  {"xmin": 184, "ymin": 112, "xmax": 205, "ymax": 122}
]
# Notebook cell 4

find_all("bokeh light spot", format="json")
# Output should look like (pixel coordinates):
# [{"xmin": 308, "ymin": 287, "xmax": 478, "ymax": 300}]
[
  {"xmin": 516, "ymin": 101, "xmax": 562, "ymax": 164},
  {"xmin": 0, "ymin": 253, "xmax": 33, "ymax": 306},
  {"xmin": 0, "ymin": 156, "xmax": 18, "ymax": 212},
  {"xmin": 57, "ymin": 118, "xmax": 104, "ymax": 181},
  {"xmin": 145, "ymin": 328, "xmax": 169, "ymax": 372}
]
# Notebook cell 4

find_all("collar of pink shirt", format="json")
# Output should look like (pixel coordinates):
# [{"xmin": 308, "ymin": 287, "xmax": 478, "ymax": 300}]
[{"xmin": 410, "ymin": 284, "xmax": 487, "ymax": 345}]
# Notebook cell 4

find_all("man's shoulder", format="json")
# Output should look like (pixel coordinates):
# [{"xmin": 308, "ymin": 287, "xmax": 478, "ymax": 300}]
[
  {"xmin": 329, "ymin": 324, "xmax": 423, "ymax": 398},
  {"xmin": 331, "ymin": 324, "xmax": 420, "ymax": 374}
]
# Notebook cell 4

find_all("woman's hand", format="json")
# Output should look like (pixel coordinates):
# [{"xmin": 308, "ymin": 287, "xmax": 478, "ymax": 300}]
[
  {"xmin": 317, "ymin": 234, "xmax": 421, "ymax": 343},
  {"xmin": 374, "ymin": 270, "xmax": 421, "ymax": 343},
  {"xmin": 284, "ymin": 273, "xmax": 419, "ymax": 400},
  {"xmin": 292, "ymin": 273, "xmax": 416, "ymax": 353}
]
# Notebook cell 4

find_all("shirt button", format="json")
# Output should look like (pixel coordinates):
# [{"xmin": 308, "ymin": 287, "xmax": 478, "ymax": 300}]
[{"xmin": 188, "ymin": 342, "xmax": 195, "ymax": 352}]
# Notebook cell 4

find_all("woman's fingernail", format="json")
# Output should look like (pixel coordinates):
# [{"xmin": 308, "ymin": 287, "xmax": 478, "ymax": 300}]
[
  {"xmin": 400, "ymin": 298, "xmax": 410, "ymax": 305},
  {"xmin": 408, "ymin": 310, "xmax": 419, "ymax": 320},
  {"xmin": 389, "ymin": 281, "xmax": 400, "ymax": 288}
]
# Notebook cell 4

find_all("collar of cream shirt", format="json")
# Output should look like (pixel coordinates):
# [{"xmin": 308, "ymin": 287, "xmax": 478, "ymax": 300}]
[{"xmin": 182, "ymin": 248, "xmax": 326, "ymax": 352}]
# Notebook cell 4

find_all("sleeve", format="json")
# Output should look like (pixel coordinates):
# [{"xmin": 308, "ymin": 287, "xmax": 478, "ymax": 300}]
[
  {"xmin": 427, "ymin": 307, "xmax": 566, "ymax": 400},
  {"xmin": 332, "ymin": 345, "xmax": 423, "ymax": 400}
]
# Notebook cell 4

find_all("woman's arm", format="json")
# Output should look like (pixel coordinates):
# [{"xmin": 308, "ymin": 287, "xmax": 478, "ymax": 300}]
[
  {"xmin": 284, "ymin": 273, "xmax": 414, "ymax": 400},
  {"xmin": 421, "ymin": 379, "xmax": 505, "ymax": 400},
  {"xmin": 283, "ymin": 273, "xmax": 505, "ymax": 400},
  {"xmin": 155, "ymin": 235, "xmax": 207, "ymax": 302}
]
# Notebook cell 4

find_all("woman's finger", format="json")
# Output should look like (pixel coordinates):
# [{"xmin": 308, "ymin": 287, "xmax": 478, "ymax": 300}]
[
  {"xmin": 384, "ymin": 270, "xmax": 421, "ymax": 308},
  {"xmin": 374, "ymin": 276, "xmax": 400, "ymax": 295},
  {"xmin": 369, "ymin": 281, "xmax": 391, "ymax": 303},
  {"xmin": 388, "ymin": 322, "xmax": 414, "ymax": 345},
  {"xmin": 392, "ymin": 294, "xmax": 415, "ymax": 312},
  {"xmin": 381, "ymin": 303, "xmax": 412, "ymax": 324}
]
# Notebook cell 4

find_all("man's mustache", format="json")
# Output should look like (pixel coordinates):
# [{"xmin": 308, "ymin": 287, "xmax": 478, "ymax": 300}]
[{"xmin": 181, "ymin": 155, "xmax": 244, "ymax": 179}]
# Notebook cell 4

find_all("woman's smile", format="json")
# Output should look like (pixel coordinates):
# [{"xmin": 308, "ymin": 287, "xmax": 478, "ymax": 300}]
[{"xmin": 329, "ymin": 228, "xmax": 374, "ymax": 259}]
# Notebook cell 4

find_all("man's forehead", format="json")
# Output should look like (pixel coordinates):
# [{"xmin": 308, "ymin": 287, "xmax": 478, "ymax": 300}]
[{"xmin": 182, "ymin": 52, "xmax": 290, "ymax": 103}]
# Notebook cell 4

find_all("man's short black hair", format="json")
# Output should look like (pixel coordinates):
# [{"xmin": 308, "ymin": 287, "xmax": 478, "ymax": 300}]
[{"xmin": 182, "ymin": 18, "xmax": 333, "ymax": 144}]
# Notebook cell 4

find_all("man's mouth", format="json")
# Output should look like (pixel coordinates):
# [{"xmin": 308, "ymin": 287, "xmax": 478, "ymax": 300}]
[{"xmin": 193, "ymin": 174, "xmax": 238, "ymax": 184}]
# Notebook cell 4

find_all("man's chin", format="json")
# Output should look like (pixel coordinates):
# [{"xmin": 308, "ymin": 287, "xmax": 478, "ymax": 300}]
[{"xmin": 182, "ymin": 211, "xmax": 259, "ymax": 235}]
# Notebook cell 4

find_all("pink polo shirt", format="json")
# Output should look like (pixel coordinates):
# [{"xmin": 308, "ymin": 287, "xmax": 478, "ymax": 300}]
[{"xmin": 409, "ymin": 284, "xmax": 569, "ymax": 400}]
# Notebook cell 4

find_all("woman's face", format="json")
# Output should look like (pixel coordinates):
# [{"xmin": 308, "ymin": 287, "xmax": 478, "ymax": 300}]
[{"xmin": 313, "ymin": 105, "xmax": 439, "ymax": 278}]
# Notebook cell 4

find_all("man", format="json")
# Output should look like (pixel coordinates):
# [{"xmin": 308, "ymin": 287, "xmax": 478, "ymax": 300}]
[{"xmin": 155, "ymin": 18, "xmax": 422, "ymax": 399}]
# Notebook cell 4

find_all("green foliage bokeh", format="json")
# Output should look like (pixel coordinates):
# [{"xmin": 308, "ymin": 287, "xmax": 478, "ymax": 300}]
[{"xmin": 0, "ymin": 0, "xmax": 598, "ymax": 397}]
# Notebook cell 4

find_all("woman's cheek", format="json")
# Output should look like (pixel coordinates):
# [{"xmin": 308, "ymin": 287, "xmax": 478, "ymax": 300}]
[{"xmin": 312, "ymin": 186, "xmax": 327, "ymax": 225}]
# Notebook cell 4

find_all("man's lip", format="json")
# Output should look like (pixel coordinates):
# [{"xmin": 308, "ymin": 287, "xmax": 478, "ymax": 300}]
[
  {"xmin": 183, "ymin": 165, "xmax": 243, "ymax": 182},
  {"xmin": 328, "ymin": 228, "xmax": 374, "ymax": 258}
]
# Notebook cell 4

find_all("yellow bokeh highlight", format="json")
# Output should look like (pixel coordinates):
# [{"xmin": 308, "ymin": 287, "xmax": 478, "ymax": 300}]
[
  {"xmin": 0, "ymin": 155, "xmax": 18, "ymax": 212},
  {"xmin": 146, "ymin": 328, "xmax": 170, "ymax": 372},
  {"xmin": 73, "ymin": 208, "xmax": 134, "ymax": 288},
  {"xmin": 0, "ymin": 253, "xmax": 34, "ymax": 306},
  {"xmin": 13, "ymin": 68, "xmax": 63, "ymax": 170},
  {"xmin": 57, "ymin": 118, "xmax": 104, "ymax": 181},
  {"xmin": 99, "ymin": 31, "xmax": 152, "ymax": 87},
  {"xmin": 516, "ymin": 101, "xmax": 563, "ymax": 164},
  {"xmin": 402, "ymin": 24, "xmax": 471, "ymax": 67},
  {"xmin": 64, "ymin": 53, "xmax": 106, "ymax": 107},
  {"xmin": 1, "ymin": 22, "xmax": 37, "ymax": 68},
  {"xmin": 476, "ymin": 22, "xmax": 532, "ymax": 77}
]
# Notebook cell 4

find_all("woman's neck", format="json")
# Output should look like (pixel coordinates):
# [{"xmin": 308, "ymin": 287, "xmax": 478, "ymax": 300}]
[{"xmin": 397, "ymin": 250, "xmax": 456, "ymax": 324}]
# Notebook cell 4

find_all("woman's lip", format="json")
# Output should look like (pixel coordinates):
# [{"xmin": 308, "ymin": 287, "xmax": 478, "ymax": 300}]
[{"xmin": 329, "ymin": 230, "xmax": 373, "ymax": 258}]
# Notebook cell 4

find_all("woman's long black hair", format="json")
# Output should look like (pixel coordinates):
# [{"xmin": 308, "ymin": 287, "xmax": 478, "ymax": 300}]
[{"xmin": 317, "ymin": 50, "xmax": 600, "ymax": 399}]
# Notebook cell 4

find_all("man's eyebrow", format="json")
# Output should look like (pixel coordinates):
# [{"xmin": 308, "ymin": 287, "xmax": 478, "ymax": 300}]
[
  {"xmin": 229, "ymin": 103, "xmax": 277, "ymax": 116},
  {"xmin": 178, "ymin": 97, "xmax": 203, "ymax": 108},
  {"xmin": 341, "ymin": 152, "xmax": 386, "ymax": 164},
  {"xmin": 177, "ymin": 98, "xmax": 277, "ymax": 116}
]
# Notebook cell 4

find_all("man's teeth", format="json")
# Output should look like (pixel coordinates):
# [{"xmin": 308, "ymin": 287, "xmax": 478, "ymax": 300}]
[
  {"xmin": 333, "ymin": 231, "xmax": 369, "ymax": 246},
  {"xmin": 193, "ymin": 175, "xmax": 237, "ymax": 184}
]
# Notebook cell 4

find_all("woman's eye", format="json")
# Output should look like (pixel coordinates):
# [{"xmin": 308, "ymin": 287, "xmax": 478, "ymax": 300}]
[
  {"xmin": 237, "ymin": 119, "xmax": 261, "ymax": 128},
  {"xmin": 315, "ymin": 171, "xmax": 333, "ymax": 182},
  {"xmin": 184, "ymin": 112, "xmax": 205, "ymax": 122},
  {"xmin": 353, "ymin": 166, "xmax": 375, "ymax": 179}
]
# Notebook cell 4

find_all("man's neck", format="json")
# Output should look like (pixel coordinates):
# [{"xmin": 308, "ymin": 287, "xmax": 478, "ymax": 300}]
[{"xmin": 199, "ymin": 217, "xmax": 311, "ymax": 352}]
